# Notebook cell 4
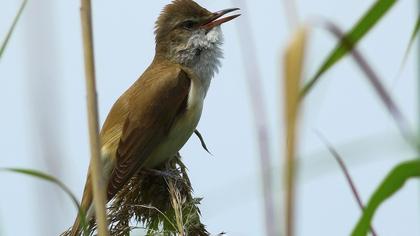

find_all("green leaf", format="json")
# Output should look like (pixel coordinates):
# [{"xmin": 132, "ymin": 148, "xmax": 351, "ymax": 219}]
[
  {"xmin": 300, "ymin": 0, "xmax": 397, "ymax": 98},
  {"xmin": 351, "ymin": 160, "xmax": 420, "ymax": 236},
  {"xmin": 403, "ymin": 15, "xmax": 420, "ymax": 62},
  {"xmin": 0, "ymin": 0, "xmax": 28, "ymax": 60},
  {"xmin": 0, "ymin": 168, "xmax": 88, "ymax": 233},
  {"xmin": 395, "ymin": 15, "xmax": 420, "ymax": 80}
]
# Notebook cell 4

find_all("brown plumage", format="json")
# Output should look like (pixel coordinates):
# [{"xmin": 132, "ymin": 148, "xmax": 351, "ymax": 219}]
[
  {"xmin": 106, "ymin": 62, "xmax": 191, "ymax": 200},
  {"xmin": 70, "ymin": 61, "xmax": 192, "ymax": 235},
  {"xmin": 68, "ymin": 0, "xmax": 239, "ymax": 235}
]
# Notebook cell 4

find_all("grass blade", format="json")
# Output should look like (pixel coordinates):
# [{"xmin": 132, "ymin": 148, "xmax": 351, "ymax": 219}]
[
  {"xmin": 394, "ymin": 15, "xmax": 420, "ymax": 81},
  {"xmin": 315, "ymin": 20, "xmax": 414, "ymax": 148},
  {"xmin": 283, "ymin": 26, "xmax": 307, "ymax": 236},
  {"xmin": 351, "ymin": 160, "xmax": 420, "ymax": 236},
  {"xmin": 316, "ymin": 132, "xmax": 377, "ymax": 236},
  {"xmin": 0, "ymin": 168, "xmax": 88, "ymax": 233},
  {"xmin": 0, "ymin": 0, "xmax": 27, "ymax": 60},
  {"xmin": 300, "ymin": 0, "xmax": 397, "ymax": 98},
  {"xmin": 1, "ymin": 168, "xmax": 80, "ymax": 208}
]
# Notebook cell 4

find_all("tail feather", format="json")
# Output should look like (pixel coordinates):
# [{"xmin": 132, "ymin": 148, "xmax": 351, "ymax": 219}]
[
  {"xmin": 65, "ymin": 146, "xmax": 115, "ymax": 235},
  {"xmin": 69, "ymin": 175, "xmax": 94, "ymax": 236}
]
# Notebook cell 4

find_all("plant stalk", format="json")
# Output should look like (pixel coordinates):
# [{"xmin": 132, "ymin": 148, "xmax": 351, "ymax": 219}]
[
  {"xmin": 283, "ymin": 28, "xmax": 307, "ymax": 236},
  {"xmin": 230, "ymin": 1, "xmax": 276, "ymax": 235},
  {"xmin": 80, "ymin": 0, "xmax": 109, "ymax": 235}
]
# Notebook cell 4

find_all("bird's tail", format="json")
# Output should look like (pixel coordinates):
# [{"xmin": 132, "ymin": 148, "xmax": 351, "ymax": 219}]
[
  {"xmin": 68, "ymin": 175, "xmax": 94, "ymax": 236},
  {"xmin": 64, "ymin": 148, "xmax": 114, "ymax": 236}
]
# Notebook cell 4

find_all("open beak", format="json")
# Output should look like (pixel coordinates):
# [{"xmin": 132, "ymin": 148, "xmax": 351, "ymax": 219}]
[{"xmin": 201, "ymin": 8, "xmax": 241, "ymax": 31}]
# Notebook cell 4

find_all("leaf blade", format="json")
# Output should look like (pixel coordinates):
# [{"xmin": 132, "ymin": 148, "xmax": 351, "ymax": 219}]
[
  {"xmin": 351, "ymin": 160, "xmax": 420, "ymax": 236},
  {"xmin": 394, "ymin": 15, "xmax": 420, "ymax": 80},
  {"xmin": 316, "ymin": 131, "xmax": 378, "ymax": 236},
  {"xmin": 301, "ymin": 0, "xmax": 397, "ymax": 98},
  {"xmin": 283, "ymin": 26, "xmax": 308, "ymax": 236},
  {"xmin": 0, "ymin": 168, "xmax": 88, "ymax": 233},
  {"xmin": 0, "ymin": 0, "xmax": 27, "ymax": 60}
]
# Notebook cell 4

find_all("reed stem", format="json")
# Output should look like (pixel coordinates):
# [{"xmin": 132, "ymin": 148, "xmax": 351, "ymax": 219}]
[{"xmin": 80, "ymin": 0, "xmax": 109, "ymax": 235}]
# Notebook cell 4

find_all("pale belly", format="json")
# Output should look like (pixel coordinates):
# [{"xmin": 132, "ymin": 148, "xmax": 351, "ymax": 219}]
[{"xmin": 143, "ymin": 102, "xmax": 203, "ymax": 168}]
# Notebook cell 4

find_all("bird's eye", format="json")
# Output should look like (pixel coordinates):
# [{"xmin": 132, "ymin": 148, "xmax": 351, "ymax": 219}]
[{"xmin": 180, "ymin": 20, "xmax": 196, "ymax": 30}]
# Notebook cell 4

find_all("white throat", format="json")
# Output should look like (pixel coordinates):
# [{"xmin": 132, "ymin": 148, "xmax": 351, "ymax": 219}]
[
  {"xmin": 145, "ymin": 28, "xmax": 223, "ymax": 168},
  {"xmin": 172, "ymin": 27, "xmax": 224, "ymax": 97}
]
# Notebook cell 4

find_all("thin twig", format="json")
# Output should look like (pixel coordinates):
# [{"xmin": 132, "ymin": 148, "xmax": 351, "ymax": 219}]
[
  {"xmin": 230, "ymin": 1, "xmax": 276, "ymax": 236},
  {"xmin": 125, "ymin": 204, "xmax": 178, "ymax": 231},
  {"xmin": 316, "ymin": 131, "xmax": 378, "ymax": 236},
  {"xmin": 168, "ymin": 180, "xmax": 185, "ymax": 236},
  {"xmin": 80, "ymin": 0, "xmax": 109, "ymax": 235}
]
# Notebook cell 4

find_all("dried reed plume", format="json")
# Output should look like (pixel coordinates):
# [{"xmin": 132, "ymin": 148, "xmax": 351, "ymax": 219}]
[{"xmin": 84, "ymin": 154, "xmax": 209, "ymax": 236}]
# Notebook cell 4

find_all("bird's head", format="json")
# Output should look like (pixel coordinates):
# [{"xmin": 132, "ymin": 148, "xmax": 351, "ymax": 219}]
[{"xmin": 154, "ymin": 0, "xmax": 240, "ymax": 66}]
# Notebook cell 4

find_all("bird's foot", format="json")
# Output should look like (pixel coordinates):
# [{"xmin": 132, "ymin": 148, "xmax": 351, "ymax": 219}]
[{"xmin": 142, "ymin": 169, "xmax": 182, "ymax": 181}]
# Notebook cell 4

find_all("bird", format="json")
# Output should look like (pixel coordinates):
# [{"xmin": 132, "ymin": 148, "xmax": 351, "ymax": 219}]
[{"xmin": 69, "ymin": 0, "xmax": 240, "ymax": 235}]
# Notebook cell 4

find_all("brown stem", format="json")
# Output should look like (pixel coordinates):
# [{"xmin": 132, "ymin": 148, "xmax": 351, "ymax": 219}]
[
  {"xmin": 80, "ymin": 0, "xmax": 109, "ymax": 235},
  {"xmin": 230, "ymin": 1, "xmax": 276, "ymax": 235},
  {"xmin": 316, "ymin": 131, "xmax": 378, "ymax": 236}
]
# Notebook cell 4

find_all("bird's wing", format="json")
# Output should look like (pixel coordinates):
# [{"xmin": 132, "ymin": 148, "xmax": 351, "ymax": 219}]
[{"xmin": 106, "ymin": 65, "xmax": 191, "ymax": 199}]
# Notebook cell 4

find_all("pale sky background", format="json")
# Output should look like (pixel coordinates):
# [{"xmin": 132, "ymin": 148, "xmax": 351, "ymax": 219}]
[{"xmin": 0, "ymin": 0, "xmax": 418, "ymax": 235}]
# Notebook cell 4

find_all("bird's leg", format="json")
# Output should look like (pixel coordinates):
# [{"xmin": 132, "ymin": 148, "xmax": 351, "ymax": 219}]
[{"xmin": 141, "ymin": 168, "xmax": 182, "ymax": 181}]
